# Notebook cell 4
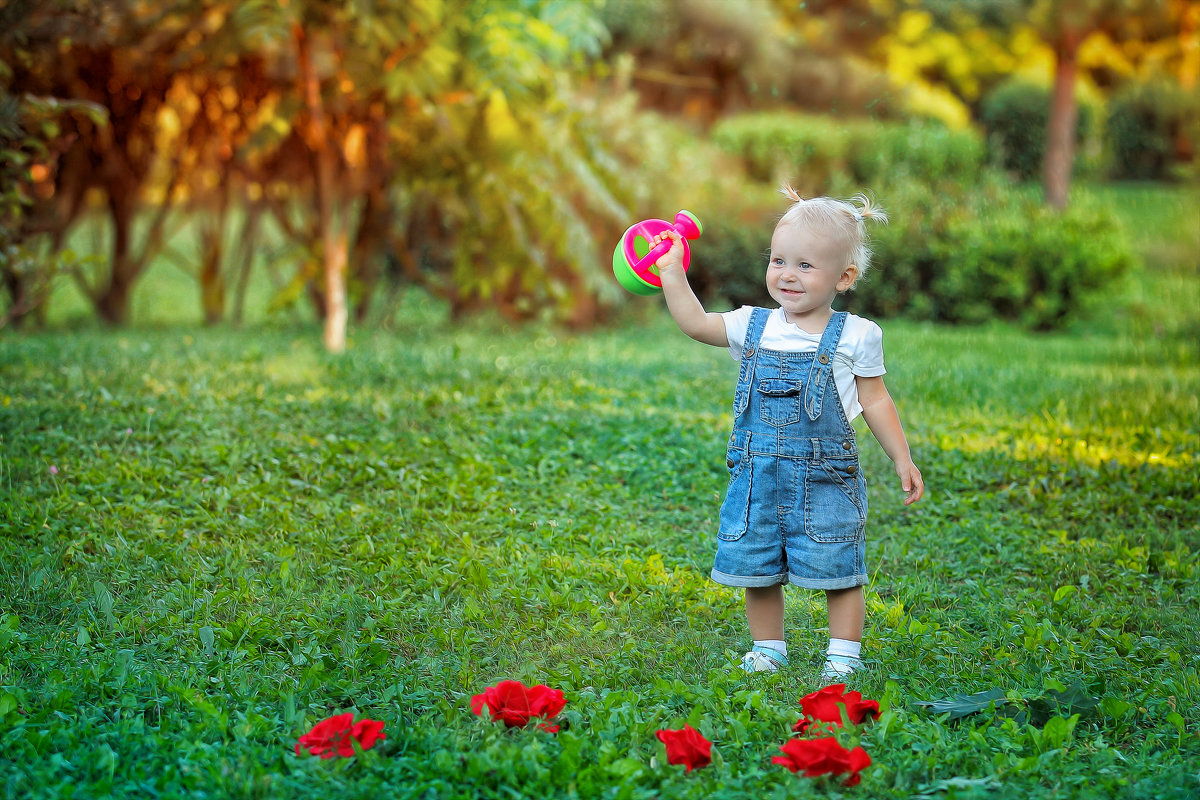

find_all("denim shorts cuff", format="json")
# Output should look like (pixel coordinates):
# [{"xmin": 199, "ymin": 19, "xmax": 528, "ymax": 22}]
[
  {"xmin": 787, "ymin": 573, "xmax": 868, "ymax": 590},
  {"xmin": 710, "ymin": 569, "xmax": 789, "ymax": 588}
]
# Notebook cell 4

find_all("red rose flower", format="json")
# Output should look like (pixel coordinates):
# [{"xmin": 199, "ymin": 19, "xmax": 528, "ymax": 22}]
[
  {"xmin": 773, "ymin": 736, "xmax": 871, "ymax": 786},
  {"xmin": 794, "ymin": 684, "xmax": 880, "ymax": 731},
  {"xmin": 295, "ymin": 713, "xmax": 386, "ymax": 759},
  {"xmin": 655, "ymin": 724, "xmax": 712, "ymax": 772},
  {"xmin": 791, "ymin": 717, "xmax": 838, "ymax": 736},
  {"xmin": 471, "ymin": 680, "xmax": 566, "ymax": 730}
]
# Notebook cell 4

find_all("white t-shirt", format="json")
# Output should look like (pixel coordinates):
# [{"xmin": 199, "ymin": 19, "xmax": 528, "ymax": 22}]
[{"xmin": 720, "ymin": 306, "xmax": 886, "ymax": 421}]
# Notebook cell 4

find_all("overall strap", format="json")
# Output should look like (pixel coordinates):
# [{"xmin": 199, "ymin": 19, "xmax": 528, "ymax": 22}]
[
  {"xmin": 744, "ymin": 307, "xmax": 771, "ymax": 351},
  {"xmin": 803, "ymin": 311, "xmax": 848, "ymax": 421},
  {"xmin": 731, "ymin": 308, "xmax": 771, "ymax": 425}
]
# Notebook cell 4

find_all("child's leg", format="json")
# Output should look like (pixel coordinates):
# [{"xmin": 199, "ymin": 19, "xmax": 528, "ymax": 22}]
[
  {"xmin": 740, "ymin": 585, "xmax": 788, "ymax": 672},
  {"xmin": 826, "ymin": 586, "xmax": 864, "ymax": 641},
  {"xmin": 823, "ymin": 586, "xmax": 865, "ymax": 679},
  {"xmin": 745, "ymin": 585, "xmax": 785, "ymax": 641}
]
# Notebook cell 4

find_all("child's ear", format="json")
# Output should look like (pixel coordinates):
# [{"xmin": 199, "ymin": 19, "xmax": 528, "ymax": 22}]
[{"xmin": 837, "ymin": 264, "xmax": 859, "ymax": 292}]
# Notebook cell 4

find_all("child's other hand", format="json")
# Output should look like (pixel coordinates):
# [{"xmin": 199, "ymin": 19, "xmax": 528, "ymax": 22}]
[
  {"xmin": 651, "ymin": 230, "xmax": 685, "ymax": 277},
  {"xmin": 896, "ymin": 460, "xmax": 924, "ymax": 505}
]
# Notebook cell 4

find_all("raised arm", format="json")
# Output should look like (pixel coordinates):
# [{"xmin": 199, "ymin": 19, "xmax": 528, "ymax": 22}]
[
  {"xmin": 652, "ymin": 230, "xmax": 729, "ymax": 347},
  {"xmin": 856, "ymin": 375, "xmax": 924, "ymax": 505}
]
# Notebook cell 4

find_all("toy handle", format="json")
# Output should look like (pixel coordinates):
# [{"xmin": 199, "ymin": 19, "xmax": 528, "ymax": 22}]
[
  {"xmin": 633, "ymin": 238, "xmax": 676, "ymax": 275},
  {"xmin": 630, "ymin": 211, "xmax": 703, "ymax": 275}
]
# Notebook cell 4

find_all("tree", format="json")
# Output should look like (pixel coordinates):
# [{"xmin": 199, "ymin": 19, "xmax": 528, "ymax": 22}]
[
  {"xmin": 919, "ymin": 0, "xmax": 1181, "ymax": 208},
  {"xmin": 0, "ymin": 1, "xmax": 109, "ymax": 327},
  {"xmin": 1033, "ymin": 0, "xmax": 1182, "ymax": 207},
  {"xmin": 232, "ymin": 0, "xmax": 628, "ymax": 348},
  {"xmin": 5, "ymin": 0, "xmax": 651, "ymax": 340},
  {"xmin": 2, "ymin": 0, "xmax": 224, "ymax": 324},
  {"xmin": 0, "ymin": 85, "xmax": 106, "ymax": 327}
]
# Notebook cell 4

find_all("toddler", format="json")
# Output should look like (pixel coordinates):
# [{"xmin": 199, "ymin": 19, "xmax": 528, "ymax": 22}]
[{"xmin": 652, "ymin": 186, "xmax": 923, "ymax": 680}]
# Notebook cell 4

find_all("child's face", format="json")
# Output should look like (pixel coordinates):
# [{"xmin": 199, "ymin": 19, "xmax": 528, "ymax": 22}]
[{"xmin": 766, "ymin": 222, "xmax": 858, "ymax": 326}]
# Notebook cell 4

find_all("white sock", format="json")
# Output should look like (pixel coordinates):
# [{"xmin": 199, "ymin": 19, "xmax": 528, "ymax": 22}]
[
  {"xmin": 826, "ymin": 638, "xmax": 862, "ymax": 662},
  {"xmin": 754, "ymin": 639, "xmax": 788, "ymax": 657}
]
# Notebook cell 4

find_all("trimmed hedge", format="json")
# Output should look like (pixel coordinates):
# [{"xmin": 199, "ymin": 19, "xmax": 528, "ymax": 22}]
[
  {"xmin": 1107, "ymin": 79, "xmax": 1200, "ymax": 181},
  {"xmin": 849, "ymin": 178, "xmax": 1135, "ymax": 329},
  {"xmin": 710, "ymin": 113, "xmax": 984, "ymax": 195},
  {"xmin": 702, "ymin": 112, "xmax": 1134, "ymax": 330},
  {"xmin": 980, "ymin": 79, "xmax": 1096, "ymax": 181}
]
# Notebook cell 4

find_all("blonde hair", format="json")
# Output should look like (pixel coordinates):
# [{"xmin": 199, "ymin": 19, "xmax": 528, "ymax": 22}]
[{"xmin": 777, "ymin": 185, "xmax": 888, "ymax": 286}]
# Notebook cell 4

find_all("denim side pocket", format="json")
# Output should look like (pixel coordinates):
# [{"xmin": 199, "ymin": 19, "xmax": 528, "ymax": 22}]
[
  {"xmin": 803, "ymin": 460, "xmax": 865, "ymax": 542},
  {"xmin": 718, "ymin": 447, "xmax": 751, "ymax": 542}
]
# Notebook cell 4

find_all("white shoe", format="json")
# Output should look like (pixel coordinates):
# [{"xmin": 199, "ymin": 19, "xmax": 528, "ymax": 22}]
[
  {"xmin": 740, "ymin": 646, "xmax": 789, "ymax": 673},
  {"xmin": 819, "ymin": 655, "xmax": 863, "ymax": 683}
]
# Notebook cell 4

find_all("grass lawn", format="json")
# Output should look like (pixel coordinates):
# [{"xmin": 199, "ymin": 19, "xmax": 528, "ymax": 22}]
[{"xmin": 1, "ymin": 183, "xmax": 1197, "ymax": 798}]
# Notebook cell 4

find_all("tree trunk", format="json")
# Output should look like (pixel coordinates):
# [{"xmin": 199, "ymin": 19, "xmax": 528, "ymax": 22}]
[
  {"xmin": 231, "ymin": 202, "xmax": 263, "ymax": 327},
  {"xmin": 1043, "ymin": 28, "xmax": 1082, "ymax": 211},
  {"xmin": 99, "ymin": 190, "xmax": 135, "ymax": 324},
  {"xmin": 351, "ymin": 184, "xmax": 390, "ymax": 323},
  {"xmin": 97, "ymin": 268, "xmax": 133, "ymax": 324},
  {"xmin": 199, "ymin": 193, "xmax": 229, "ymax": 326},
  {"xmin": 324, "ymin": 226, "xmax": 349, "ymax": 352},
  {"xmin": 200, "ymin": 245, "xmax": 225, "ymax": 325},
  {"xmin": 2, "ymin": 270, "xmax": 31, "ymax": 329},
  {"xmin": 296, "ymin": 24, "xmax": 347, "ymax": 353}
]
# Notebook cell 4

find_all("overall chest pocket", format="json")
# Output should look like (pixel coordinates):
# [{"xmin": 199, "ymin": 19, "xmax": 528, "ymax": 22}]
[{"xmin": 756, "ymin": 378, "xmax": 803, "ymax": 426}]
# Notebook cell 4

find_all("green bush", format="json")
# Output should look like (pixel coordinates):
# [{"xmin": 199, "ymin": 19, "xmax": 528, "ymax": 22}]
[
  {"xmin": 850, "ymin": 120, "xmax": 985, "ymax": 186},
  {"xmin": 846, "ymin": 178, "xmax": 1135, "ymax": 329},
  {"xmin": 710, "ymin": 113, "xmax": 859, "ymax": 193},
  {"xmin": 704, "ymin": 111, "xmax": 1131, "ymax": 330},
  {"xmin": 710, "ymin": 113, "xmax": 983, "ymax": 195},
  {"xmin": 1107, "ymin": 79, "xmax": 1200, "ymax": 181},
  {"xmin": 981, "ymin": 79, "xmax": 1096, "ymax": 181},
  {"xmin": 689, "ymin": 177, "xmax": 1134, "ymax": 331},
  {"xmin": 689, "ymin": 207, "xmax": 774, "ymax": 310}
]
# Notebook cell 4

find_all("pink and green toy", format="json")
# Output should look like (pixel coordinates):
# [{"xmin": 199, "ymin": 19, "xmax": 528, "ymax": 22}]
[{"xmin": 612, "ymin": 210, "xmax": 703, "ymax": 295}]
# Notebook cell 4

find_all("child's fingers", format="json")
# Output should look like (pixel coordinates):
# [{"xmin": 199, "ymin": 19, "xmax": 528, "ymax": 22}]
[{"xmin": 901, "ymin": 469, "xmax": 924, "ymax": 505}]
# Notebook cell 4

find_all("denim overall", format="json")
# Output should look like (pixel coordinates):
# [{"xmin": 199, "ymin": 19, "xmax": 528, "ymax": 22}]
[{"xmin": 712, "ymin": 309, "xmax": 868, "ymax": 590}]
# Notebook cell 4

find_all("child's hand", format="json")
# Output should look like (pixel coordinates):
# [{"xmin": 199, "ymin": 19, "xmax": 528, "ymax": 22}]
[
  {"xmin": 651, "ymin": 230, "xmax": 686, "ymax": 277},
  {"xmin": 896, "ymin": 460, "xmax": 924, "ymax": 505}
]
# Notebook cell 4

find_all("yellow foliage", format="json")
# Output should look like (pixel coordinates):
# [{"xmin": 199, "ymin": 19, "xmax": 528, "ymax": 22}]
[
  {"xmin": 901, "ymin": 81, "xmax": 971, "ymax": 128},
  {"xmin": 896, "ymin": 9, "xmax": 933, "ymax": 44},
  {"xmin": 884, "ymin": 12, "xmax": 1062, "ymax": 110},
  {"xmin": 1006, "ymin": 27, "xmax": 1057, "ymax": 84},
  {"xmin": 485, "ymin": 88, "xmax": 520, "ymax": 147}
]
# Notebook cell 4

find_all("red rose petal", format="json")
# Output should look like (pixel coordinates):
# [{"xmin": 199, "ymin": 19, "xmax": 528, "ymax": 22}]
[
  {"xmin": 296, "ymin": 714, "xmax": 384, "ymax": 759},
  {"xmin": 471, "ymin": 681, "xmax": 566, "ymax": 730},
  {"xmin": 656, "ymin": 724, "xmax": 713, "ymax": 772}
]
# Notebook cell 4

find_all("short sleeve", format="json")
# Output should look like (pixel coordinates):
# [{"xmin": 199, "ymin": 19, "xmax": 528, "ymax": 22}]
[
  {"xmin": 720, "ymin": 306, "xmax": 756, "ymax": 360},
  {"xmin": 850, "ymin": 319, "xmax": 886, "ymax": 377}
]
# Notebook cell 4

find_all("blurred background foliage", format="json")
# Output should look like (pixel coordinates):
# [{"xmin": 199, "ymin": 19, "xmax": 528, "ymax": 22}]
[{"xmin": 1, "ymin": 0, "xmax": 1197, "ymax": 340}]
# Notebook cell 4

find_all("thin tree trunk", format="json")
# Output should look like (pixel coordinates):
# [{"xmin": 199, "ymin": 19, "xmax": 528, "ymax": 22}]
[
  {"xmin": 295, "ymin": 24, "xmax": 347, "ymax": 353},
  {"xmin": 99, "ymin": 190, "xmax": 135, "ymax": 324},
  {"xmin": 325, "ymin": 227, "xmax": 349, "ymax": 351},
  {"xmin": 231, "ymin": 201, "xmax": 263, "ymax": 327},
  {"xmin": 199, "ymin": 190, "xmax": 230, "ymax": 325},
  {"xmin": 1044, "ymin": 28, "xmax": 1082, "ymax": 211}
]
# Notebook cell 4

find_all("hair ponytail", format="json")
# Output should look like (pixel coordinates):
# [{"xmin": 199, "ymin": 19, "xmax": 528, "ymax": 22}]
[
  {"xmin": 774, "ymin": 186, "xmax": 889, "ymax": 285},
  {"xmin": 850, "ymin": 192, "xmax": 888, "ymax": 225},
  {"xmin": 780, "ymin": 184, "xmax": 806, "ymax": 205}
]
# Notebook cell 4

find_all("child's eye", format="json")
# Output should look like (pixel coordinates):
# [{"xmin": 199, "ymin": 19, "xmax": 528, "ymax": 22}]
[{"xmin": 799, "ymin": 262, "xmax": 813, "ymax": 270}]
